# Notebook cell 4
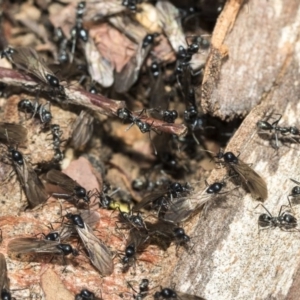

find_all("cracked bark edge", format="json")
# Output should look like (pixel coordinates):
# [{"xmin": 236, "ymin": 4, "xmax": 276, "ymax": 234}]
[
  {"xmin": 200, "ymin": 0, "xmax": 298, "ymax": 121},
  {"xmin": 166, "ymin": 7, "xmax": 300, "ymax": 297}
]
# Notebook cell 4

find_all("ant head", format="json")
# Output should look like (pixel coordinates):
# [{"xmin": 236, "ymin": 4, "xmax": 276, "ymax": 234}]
[
  {"xmin": 9, "ymin": 148, "xmax": 23, "ymax": 165},
  {"xmin": 1, "ymin": 289, "xmax": 12, "ymax": 300},
  {"xmin": 46, "ymin": 74, "xmax": 60, "ymax": 88},
  {"xmin": 65, "ymin": 212, "xmax": 72, "ymax": 219},
  {"xmin": 74, "ymin": 186, "xmax": 88, "ymax": 199},
  {"xmin": 223, "ymin": 152, "xmax": 238, "ymax": 164},
  {"xmin": 206, "ymin": 182, "xmax": 224, "ymax": 194},
  {"xmin": 72, "ymin": 248, "xmax": 79, "ymax": 257},
  {"xmin": 215, "ymin": 148, "xmax": 224, "ymax": 159}
]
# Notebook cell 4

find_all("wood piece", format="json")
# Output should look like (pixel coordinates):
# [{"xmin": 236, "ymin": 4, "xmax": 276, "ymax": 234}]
[
  {"xmin": 200, "ymin": 0, "xmax": 299, "ymax": 120},
  {"xmin": 41, "ymin": 269, "xmax": 73, "ymax": 300},
  {"xmin": 166, "ymin": 0, "xmax": 300, "ymax": 299},
  {"xmin": 0, "ymin": 67, "xmax": 188, "ymax": 136}
]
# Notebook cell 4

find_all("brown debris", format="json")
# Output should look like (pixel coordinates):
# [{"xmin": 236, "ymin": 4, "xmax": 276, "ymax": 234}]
[
  {"xmin": 91, "ymin": 24, "xmax": 136, "ymax": 73},
  {"xmin": 41, "ymin": 269, "xmax": 73, "ymax": 300}
]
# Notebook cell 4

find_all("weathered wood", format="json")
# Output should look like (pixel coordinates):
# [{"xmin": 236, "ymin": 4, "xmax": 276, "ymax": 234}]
[
  {"xmin": 168, "ymin": 0, "xmax": 300, "ymax": 299},
  {"xmin": 201, "ymin": 0, "xmax": 300, "ymax": 120}
]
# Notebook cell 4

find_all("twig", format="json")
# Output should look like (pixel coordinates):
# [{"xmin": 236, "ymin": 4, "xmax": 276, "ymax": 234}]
[{"xmin": 0, "ymin": 67, "xmax": 188, "ymax": 136}]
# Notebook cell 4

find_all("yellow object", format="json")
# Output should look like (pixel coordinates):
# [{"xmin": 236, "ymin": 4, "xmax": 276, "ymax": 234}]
[{"xmin": 109, "ymin": 200, "xmax": 130, "ymax": 213}]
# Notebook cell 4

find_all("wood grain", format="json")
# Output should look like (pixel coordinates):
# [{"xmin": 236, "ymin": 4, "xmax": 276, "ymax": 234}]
[
  {"xmin": 201, "ymin": 0, "xmax": 300, "ymax": 120},
  {"xmin": 168, "ymin": 0, "xmax": 300, "ymax": 299}
]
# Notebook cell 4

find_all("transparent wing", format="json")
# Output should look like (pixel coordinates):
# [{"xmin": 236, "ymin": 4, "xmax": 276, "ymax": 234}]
[
  {"xmin": 79, "ymin": 210, "xmax": 100, "ymax": 227},
  {"xmin": 156, "ymin": 1, "xmax": 187, "ymax": 52},
  {"xmin": 7, "ymin": 238, "xmax": 60, "ymax": 254},
  {"xmin": 46, "ymin": 169, "xmax": 78, "ymax": 193},
  {"xmin": 71, "ymin": 110, "xmax": 94, "ymax": 150},
  {"xmin": 14, "ymin": 159, "xmax": 48, "ymax": 208},
  {"xmin": 6, "ymin": 47, "xmax": 36, "ymax": 71},
  {"xmin": 57, "ymin": 226, "xmax": 74, "ymax": 242},
  {"xmin": 24, "ymin": 161, "xmax": 48, "ymax": 208},
  {"xmin": 127, "ymin": 227, "xmax": 149, "ymax": 249},
  {"xmin": 84, "ymin": 0, "xmax": 126, "ymax": 21},
  {"xmin": 108, "ymin": 14, "xmax": 148, "ymax": 44},
  {"xmin": 114, "ymin": 42, "xmax": 151, "ymax": 93},
  {"xmin": 133, "ymin": 190, "xmax": 167, "ymax": 212},
  {"xmin": 76, "ymin": 223, "xmax": 113, "ymax": 276},
  {"xmin": 149, "ymin": 70, "xmax": 166, "ymax": 112},
  {"xmin": 163, "ymin": 196, "xmax": 197, "ymax": 224},
  {"xmin": 233, "ymin": 160, "xmax": 268, "ymax": 201},
  {"xmin": 146, "ymin": 221, "xmax": 175, "ymax": 239},
  {"xmin": 9, "ymin": 47, "xmax": 56, "ymax": 83},
  {"xmin": 84, "ymin": 37, "xmax": 114, "ymax": 88},
  {"xmin": 176, "ymin": 291, "xmax": 206, "ymax": 300},
  {"xmin": 0, "ymin": 123, "xmax": 28, "ymax": 145},
  {"xmin": 164, "ymin": 189, "xmax": 219, "ymax": 223},
  {"xmin": 58, "ymin": 210, "xmax": 100, "ymax": 242}
]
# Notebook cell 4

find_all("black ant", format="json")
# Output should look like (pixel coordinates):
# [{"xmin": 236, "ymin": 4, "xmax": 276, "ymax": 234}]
[
  {"xmin": 257, "ymin": 204, "xmax": 298, "ymax": 231},
  {"xmin": 117, "ymin": 108, "xmax": 160, "ymax": 154},
  {"xmin": 18, "ymin": 99, "xmax": 52, "ymax": 125},
  {"xmin": 257, "ymin": 114, "xmax": 300, "ymax": 149}
]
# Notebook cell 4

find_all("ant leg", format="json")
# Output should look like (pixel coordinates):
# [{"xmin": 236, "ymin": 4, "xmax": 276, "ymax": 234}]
[
  {"xmin": 274, "ymin": 131, "xmax": 280, "ymax": 149},
  {"xmin": 271, "ymin": 114, "xmax": 282, "ymax": 127},
  {"xmin": 254, "ymin": 203, "xmax": 273, "ymax": 217}
]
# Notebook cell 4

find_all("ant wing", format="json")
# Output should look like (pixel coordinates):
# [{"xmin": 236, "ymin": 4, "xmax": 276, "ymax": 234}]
[
  {"xmin": 176, "ymin": 291, "xmax": 206, "ymax": 300},
  {"xmin": 232, "ymin": 160, "xmax": 268, "ymax": 201},
  {"xmin": 8, "ymin": 47, "xmax": 56, "ymax": 84},
  {"xmin": 0, "ymin": 123, "xmax": 28, "ymax": 145},
  {"xmin": 75, "ymin": 223, "xmax": 113, "ymax": 276},
  {"xmin": 133, "ymin": 190, "xmax": 168, "ymax": 212},
  {"xmin": 163, "ymin": 196, "xmax": 195, "ymax": 224},
  {"xmin": 84, "ymin": 37, "xmax": 114, "ymax": 88},
  {"xmin": 46, "ymin": 169, "xmax": 79, "ymax": 194},
  {"xmin": 164, "ymin": 190, "xmax": 212, "ymax": 224},
  {"xmin": 57, "ymin": 225, "xmax": 74, "ymax": 242},
  {"xmin": 0, "ymin": 253, "xmax": 9, "ymax": 293},
  {"xmin": 71, "ymin": 110, "xmax": 94, "ymax": 150},
  {"xmin": 156, "ymin": 1, "xmax": 187, "ymax": 52},
  {"xmin": 84, "ymin": 0, "xmax": 126, "ymax": 21},
  {"xmin": 58, "ymin": 210, "xmax": 100, "ymax": 242},
  {"xmin": 79, "ymin": 210, "xmax": 100, "ymax": 227},
  {"xmin": 114, "ymin": 41, "xmax": 151, "ymax": 93},
  {"xmin": 108, "ymin": 14, "xmax": 148, "ymax": 44},
  {"xmin": 127, "ymin": 227, "xmax": 149, "ymax": 249},
  {"xmin": 7, "ymin": 238, "xmax": 60, "ymax": 254},
  {"xmin": 14, "ymin": 158, "xmax": 48, "ymax": 208}
]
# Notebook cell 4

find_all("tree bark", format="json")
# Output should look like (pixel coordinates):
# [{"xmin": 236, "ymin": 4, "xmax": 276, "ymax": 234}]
[{"xmin": 169, "ymin": 0, "xmax": 300, "ymax": 299}]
